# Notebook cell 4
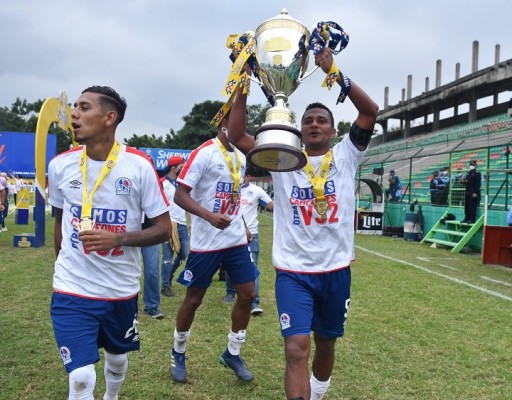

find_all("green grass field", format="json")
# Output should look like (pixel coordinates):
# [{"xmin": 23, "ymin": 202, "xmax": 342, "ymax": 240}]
[{"xmin": 1, "ymin": 211, "xmax": 511, "ymax": 399}]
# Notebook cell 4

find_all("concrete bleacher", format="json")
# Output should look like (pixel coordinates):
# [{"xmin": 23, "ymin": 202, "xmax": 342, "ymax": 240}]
[{"xmin": 358, "ymin": 113, "xmax": 512, "ymax": 209}]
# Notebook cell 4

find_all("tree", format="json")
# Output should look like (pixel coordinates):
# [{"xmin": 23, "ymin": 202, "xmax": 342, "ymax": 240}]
[
  {"xmin": 332, "ymin": 120, "xmax": 352, "ymax": 145},
  {"xmin": 0, "ymin": 97, "xmax": 72, "ymax": 154},
  {"xmin": 124, "ymin": 133, "xmax": 166, "ymax": 148}
]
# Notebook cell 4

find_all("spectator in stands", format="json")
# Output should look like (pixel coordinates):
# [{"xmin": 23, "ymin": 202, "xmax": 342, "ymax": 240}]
[
  {"xmin": 507, "ymin": 206, "xmax": 512, "ymax": 226},
  {"xmin": 461, "ymin": 160, "xmax": 481, "ymax": 224},
  {"xmin": 429, "ymin": 171, "xmax": 443, "ymax": 205},
  {"xmin": 439, "ymin": 167, "xmax": 450, "ymax": 205},
  {"xmin": 385, "ymin": 170, "xmax": 401, "ymax": 202}
]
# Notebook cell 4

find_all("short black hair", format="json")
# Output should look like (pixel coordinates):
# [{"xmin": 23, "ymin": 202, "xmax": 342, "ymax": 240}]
[
  {"xmin": 82, "ymin": 86, "xmax": 127, "ymax": 124},
  {"xmin": 302, "ymin": 102, "xmax": 334, "ymax": 128}
]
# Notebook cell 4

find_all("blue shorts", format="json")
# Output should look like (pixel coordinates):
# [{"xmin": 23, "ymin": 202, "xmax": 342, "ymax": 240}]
[
  {"xmin": 275, "ymin": 268, "xmax": 351, "ymax": 339},
  {"xmin": 178, "ymin": 244, "xmax": 257, "ymax": 289},
  {"xmin": 51, "ymin": 292, "xmax": 140, "ymax": 373}
]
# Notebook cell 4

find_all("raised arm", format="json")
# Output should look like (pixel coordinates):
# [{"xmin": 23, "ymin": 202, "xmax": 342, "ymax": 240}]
[
  {"xmin": 226, "ymin": 90, "xmax": 255, "ymax": 155},
  {"xmin": 315, "ymin": 48, "xmax": 379, "ymax": 149}
]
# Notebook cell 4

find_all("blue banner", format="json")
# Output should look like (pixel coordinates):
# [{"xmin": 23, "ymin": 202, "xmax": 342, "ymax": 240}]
[
  {"xmin": 139, "ymin": 147, "xmax": 192, "ymax": 171},
  {"xmin": 0, "ymin": 131, "xmax": 57, "ymax": 177}
]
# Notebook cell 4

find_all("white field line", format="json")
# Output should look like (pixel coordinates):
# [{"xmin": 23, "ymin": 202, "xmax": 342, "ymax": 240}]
[
  {"xmin": 480, "ymin": 276, "xmax": 512, "ymax": 287},
  {"xmin": 416, "ymin": 257, "xmax": 460, "ymax": 271},
  {"xmin": 356, "ymin": 245, "xmax": 512, "ymax": 302}
]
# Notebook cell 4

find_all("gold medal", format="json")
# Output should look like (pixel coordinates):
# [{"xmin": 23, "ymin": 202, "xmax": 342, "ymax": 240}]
[
  {"xmin": 315, "ymin": 199, "xmax": 328, "ymax": 218},
  {"xmin": 78, "ymin": 217, "xmax": 96, "ymax": 232},
  {"xmin": 231, "ymin": 192, "xmax": 239, "ymax": 204}
]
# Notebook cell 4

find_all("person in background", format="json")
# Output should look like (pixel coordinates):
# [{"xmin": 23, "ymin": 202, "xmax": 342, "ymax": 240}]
[
  {"xmin": 429, "ymin": 171, "xmax": 446, "ymax": 205},
  {"xmin": 507, "ymin": 206, "xmax": 512, "ymax": 226},
  {"xmin": 461, "ymin": 160, "xmax": 481, "ymax": 224},
  {"xmin": 48, "ymin": 85, "xmax": 171, "ymax": 400},
  {"xmin": 439, "ymin": 167, "xmax": 450, "ymax": 205},
  {"xmin": 227, "ymin": 47, "xmax": 378, "ymax": 400},
  {"xmin": 169, "ymin": 116, "xmax": 257, "ymax": 384},
  {"xmin": 0, "ymin": 172, "xmax": 9, "ymax": 231},
  {"xmin": 0, "ymin": 177, "xmax": 6, "ymax": 230},
  {"xmin": 385, "ymin": 170, "xmax": 401, "ymax": 202},
  {"xmin": 141, "ymin": 214, "xmax": 165, "ymax": 319},
  {"xmin": 224, "ymin": 173, "xmax": 274, "ymax": 316},
  {"xmin": 161, "ymin": 155, "xmax": 190, "ymax": 298}
]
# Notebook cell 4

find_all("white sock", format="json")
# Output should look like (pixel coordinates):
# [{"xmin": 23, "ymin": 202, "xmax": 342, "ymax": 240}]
[
  {"xmin": 173, "ymin": 328, "xmax": 190, "ymax": 354},
  {"xmin": 227, "ymin": 330, "xmax": 246, "ymax": 356},
  {"xmin": 68, "ymin": 364, "xmax": 96, "ymax": 400},
  {"xmin": 310, "ymin": 374, "xmax": 331, "ymax": 400},
  {"xmin": 103, "ymin": 352, "xmax": 128, "ymax": 400}
]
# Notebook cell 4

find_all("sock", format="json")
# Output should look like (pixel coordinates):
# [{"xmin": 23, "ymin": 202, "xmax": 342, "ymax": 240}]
[
  {"xmin": 68, "ymin": 364, "xmax": 96, "ymax": 400},
  {"xmin": 227, "ymin": 329, "xmax": 246, "ymax": 356},
  {"xmin": 103, "ymin": 352, "xmax": 128, "ymax": 400},
  {"xmin": 173, "ymin": 328, "xmax": 190, "ymax": 354},
  {"xmin": 310, "ymin": 374, "xmax": 331, "ymax": 400}
]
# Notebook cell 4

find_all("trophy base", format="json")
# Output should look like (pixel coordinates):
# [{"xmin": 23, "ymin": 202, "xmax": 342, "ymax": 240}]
[{"xmin": 247, "ymin": 124, "xmax": 307, "ymax": 172}]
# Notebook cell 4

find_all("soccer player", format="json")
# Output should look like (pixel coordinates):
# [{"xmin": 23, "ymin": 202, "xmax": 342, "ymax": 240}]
[
  {"xmin": 169, "ymin": 116, "xmax": 258, "ymax": 384},
  {"xmin": 227, "ymin": 47, "xmax": 378, "ymax": 400},
  {"xmin": 48, "ymin": 86, "xmax": 171, "ymax": 400}
]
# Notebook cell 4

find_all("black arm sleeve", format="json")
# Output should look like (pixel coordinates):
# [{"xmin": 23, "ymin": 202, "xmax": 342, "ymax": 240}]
[{"xmin": 349, "ymin": 122, "xmax": 373, "ymax": 147}]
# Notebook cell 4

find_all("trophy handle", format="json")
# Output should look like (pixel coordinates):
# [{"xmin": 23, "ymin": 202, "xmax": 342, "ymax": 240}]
[{"xmin": 299, "ymin": 65, "xmax": 319, "ymax": 83}]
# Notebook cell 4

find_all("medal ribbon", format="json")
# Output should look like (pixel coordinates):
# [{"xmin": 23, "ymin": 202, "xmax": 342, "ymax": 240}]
[
  {"xmin": 79, "ymin": 141, "xmax": 122, "ymax": 220},
  {"xmin": 309, "ymin": 22, "xmax": 350, "ymax": 93},
  {"xmin": 214, "ymin": 138, "xmax": 242, "ymax": 203},
  {"xmin": 303, "ymin": 149, "xmax": 333, "ymax": 216},
  {"xmin": 211, "ymin": 34, "xmax": 255, "ymax": 127}
]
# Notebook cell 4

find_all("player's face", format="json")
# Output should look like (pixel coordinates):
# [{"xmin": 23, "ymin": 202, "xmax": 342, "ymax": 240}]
[
  {"xmin": 301, "ymin": 108, "xmax": 336, "ymax": 154},
  {"xmin": 71, "ymin": 92, "xmax": 109, "ymax": 143}
]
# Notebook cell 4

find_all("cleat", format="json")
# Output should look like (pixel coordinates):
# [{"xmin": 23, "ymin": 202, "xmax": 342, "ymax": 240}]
[
  {"xmin": 251, "ymin": 305, "xmax": 263, "ymax": 316},
  {"xmin": 170, "ymin": 349, "xmax": 187, "ymax": 383},
  {"xmin": 219, "ymin": 349, "xmax": 253, "ymax": 381},
  {"xmin": 161, "ymin": 287, "xmax": 175, "ymax": 297},
  {"xmin": 223, "ymin": 293, "xmax": 235, "ymax": 304},
  {"xmin": 145, "ymin": 308, "xmax": 164, "ymax": 319}
]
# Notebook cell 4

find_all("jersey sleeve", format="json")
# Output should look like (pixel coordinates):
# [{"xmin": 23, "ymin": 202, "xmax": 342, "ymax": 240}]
[
  {"xmin": 177, "ymin": 146, "xmax": 209, "ymax": 190},
  {"xmin": 48, "ymin": 159, "xmax": 64, "ymax": 209}
]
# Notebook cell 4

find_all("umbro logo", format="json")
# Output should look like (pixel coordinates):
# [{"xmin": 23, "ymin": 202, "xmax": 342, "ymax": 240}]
[
  {"xmin": 69, "ymin": 180, "xmax": 82, "ymax": 189},
  {"xmin": 217, "ymin": 164, "xmax": 225, "ymax": 170}
]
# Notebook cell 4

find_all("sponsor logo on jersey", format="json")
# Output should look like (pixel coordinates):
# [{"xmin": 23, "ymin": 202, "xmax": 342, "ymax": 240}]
[
  {"xmin": 69, "ymin": 206, "xmax": 128, "ymax": 249},
  {"xmin": 59, "ymin": 346, "xmax": 72, "ymax": 365},
  {"xmin": 69, "ymin": 179, "xmax": 81, "ymax": 189},
  {"xmin": 280, "ymin": 313, "xmax": 291, "ymax": 330},
  {"xmin": 115, "ymin": 177, "xmax": 132, "ymax": 195}
]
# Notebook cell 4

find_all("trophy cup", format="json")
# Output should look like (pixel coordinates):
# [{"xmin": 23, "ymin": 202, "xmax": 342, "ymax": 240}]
[{"xmin": 247, "ymin": 9, "xmax": 318, "ymax": 172}]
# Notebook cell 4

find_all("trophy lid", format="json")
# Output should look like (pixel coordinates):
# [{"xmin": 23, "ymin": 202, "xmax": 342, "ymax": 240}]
[{"xmin": 255, "ymin": 9, "xmax": 309, "ymax": 38}]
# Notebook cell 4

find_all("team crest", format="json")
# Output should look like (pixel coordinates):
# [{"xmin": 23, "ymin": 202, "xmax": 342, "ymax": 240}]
[
  {"xmin": 183, "ymin": 270, "xmax": 193, "ymax": 282},
  {"xmin": 115, "ymin": 177, "xmax": 132, "ymax": 195},
  {"xmin": 60, "ymin": 346, "xmax": 72, "ymax": 365},
  {"xmin": 280, "ymin": 313, "xmax": 291, "ymax": 330}
]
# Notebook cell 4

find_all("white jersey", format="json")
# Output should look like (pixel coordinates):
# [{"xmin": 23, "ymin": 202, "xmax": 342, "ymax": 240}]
[
  {"xmin": 162, "ymin": 178, "xmax": 187, "ymax": 225},
  {"xmin": 48, "ymin": 145, "xmax": 169, "ymax": 300},
  {"xmin": 177, "ymin": 139, "xmax": 246, "ymax": 252},
  {"xmin": 241, "ymin": 183, "xmax": 272, "ymax": 234},
  {"xmin": 270, "ymin": 135, "xmax": 365, "ymax": 273}
]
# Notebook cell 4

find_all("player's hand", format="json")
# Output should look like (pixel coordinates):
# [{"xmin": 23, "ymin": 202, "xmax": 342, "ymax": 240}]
[
  {"xmin": 315, "ymin": 47, "xmax": 334, "ymax": 74},
  {"xmin": 246, "ymin": 230, "xmax": 253, "ymax": 243},
  {"xmin": 472, "ymin": 193, "xmax": 478, "ymax": 198},
  {"xmin": 79, "ymin": 229, "xmax": 118, "ymax": 252},
  {"xmin": 207, "ymin": 212, "xmax": 233, "ymax": 230}
]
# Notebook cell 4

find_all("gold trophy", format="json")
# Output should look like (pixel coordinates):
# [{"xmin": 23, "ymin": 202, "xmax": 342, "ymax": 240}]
[{"xmin": 247, "ymin": 9, "xmax": 318, "ymax": 172}]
